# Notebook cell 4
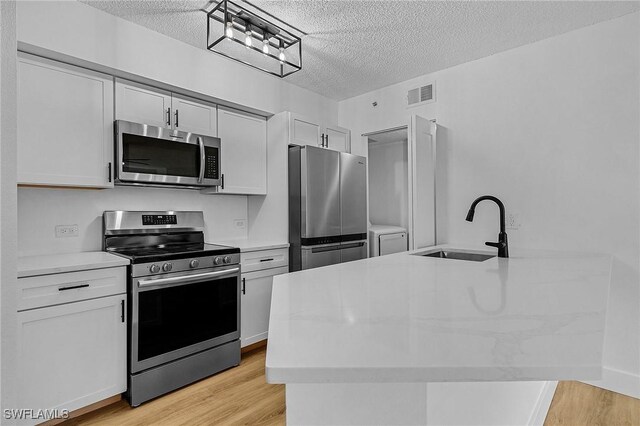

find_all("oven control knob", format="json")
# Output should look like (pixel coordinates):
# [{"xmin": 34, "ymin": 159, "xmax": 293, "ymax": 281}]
[
  {"xmin": 213, "ymin": 256, "xmax": 223, "ymax": 265},
  {"xmin": 162, "ymin": 262, "xmax": 173, "ymax": 272},
  {"xmin": 149, "ymin": 264, "xmax": 160, "ymax": 274},
  {"xmin": 189, "ymin": 259, "xmax": 200, "ymax": 269},
  {"xmin": 223, "ymin": 256, "xmax": 231, "ymax": 264}
]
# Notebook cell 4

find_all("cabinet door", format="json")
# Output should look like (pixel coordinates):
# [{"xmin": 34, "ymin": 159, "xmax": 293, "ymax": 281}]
[
  {"xmin": 18, "ymin": 54, "xmax": 114, "ymax": 188},
  {"xmin": 240, "ymin": 266, "xmax": 288, "ymax": 347},
  {"xmin": 325, "ymin": 125, "xmax": 351, "ymax": 153},
  {"xmin": 172, "ymin": 95, "xmax": 217, "ymax": 136},
  {"xmin": 217, "ymin": 107, "xmax": 267, "ymax": 194},
  {"xmin": 17, "ymin": 295, "xmax": 126, "ymax": 418},
  {"xmin": 115, "ymin": 80, "xmax": 172, "ymax": 128},
  {"xmin": 288, "ymin": 112, "xmax": 321, "ymax": 147}
]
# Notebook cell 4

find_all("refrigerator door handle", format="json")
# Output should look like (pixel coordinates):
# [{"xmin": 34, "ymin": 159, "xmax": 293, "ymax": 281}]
[
  {"xmin": 341, "ymin": 241, "xmax": 365, "ymax": 250},
  {"xmin": 308, "ymin": 244, "xmax": 343, "ymax": 253}
]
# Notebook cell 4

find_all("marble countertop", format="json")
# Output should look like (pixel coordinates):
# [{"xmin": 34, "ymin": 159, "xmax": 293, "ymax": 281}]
[
  {"xmin": 210, "ymin": 238, "xmax": 289, "ymax": 252},
  {"xmin": 266, "ymin": 245, "xmax": 612, "ymax": 384},
  {"xmin": 18, "ymin": 251, "xmax": 130, "ymax": 278}
]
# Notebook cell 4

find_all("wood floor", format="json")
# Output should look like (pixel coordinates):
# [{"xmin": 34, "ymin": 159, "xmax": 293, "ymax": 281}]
[{"xmin": 64, "ymin": 347, "xmax": 639, "ymax": 426}]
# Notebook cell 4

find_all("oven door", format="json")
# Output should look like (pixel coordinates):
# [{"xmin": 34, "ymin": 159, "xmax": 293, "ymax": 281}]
[
  {"xmin": 116, "ymin": 120, "xmax": 221, "ymax": 187},
  {"xmin": 130, "ymin": 265, "xmax": 240, "ymax": 373}
]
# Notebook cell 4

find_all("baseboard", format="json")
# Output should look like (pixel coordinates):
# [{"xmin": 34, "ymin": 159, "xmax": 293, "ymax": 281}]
[
  {"xmin": 528, "ymin": 381, "xmax": 558, "ymax": 426},
  {"xmin": 583, "ymin": 367, "xmax": 640, "ymax": 399},
  {"xmin": 241, "ymin": 339, "xmax": 267, "ymax": 354},
  {"xmin": 38, "ymin": 394, "xmax": 122, "ymax": 426}
]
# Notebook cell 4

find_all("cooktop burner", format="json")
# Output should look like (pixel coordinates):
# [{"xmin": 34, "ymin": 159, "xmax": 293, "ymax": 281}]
[{"xmin": 109, "ymin": 243, "xmax": 239, "ymax": 263}]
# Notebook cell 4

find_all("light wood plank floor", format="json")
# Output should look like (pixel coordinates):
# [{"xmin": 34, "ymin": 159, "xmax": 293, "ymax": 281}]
[{"xmin": 65, "ymin": 347, "xmax": 639, "ymax": 425}]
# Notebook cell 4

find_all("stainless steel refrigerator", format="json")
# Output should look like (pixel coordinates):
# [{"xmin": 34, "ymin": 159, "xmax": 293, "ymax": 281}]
[{"xmin": 289, "ymin": 145, "xmax": 368, "ymax": 271}]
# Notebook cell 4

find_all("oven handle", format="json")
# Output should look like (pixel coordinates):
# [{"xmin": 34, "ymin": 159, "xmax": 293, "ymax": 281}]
[
  {"xmin": 197, "ymin": 136, "xmax": 205, "ymax": 183},
  {"xmin": 137, "ymin": 268, "xmax": 239, "ymax": 289}
]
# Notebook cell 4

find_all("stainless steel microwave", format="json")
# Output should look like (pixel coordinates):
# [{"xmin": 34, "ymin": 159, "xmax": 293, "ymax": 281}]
[{"xmin": 115, "ymin": 120, "xmax": 221, "ymax": 188}]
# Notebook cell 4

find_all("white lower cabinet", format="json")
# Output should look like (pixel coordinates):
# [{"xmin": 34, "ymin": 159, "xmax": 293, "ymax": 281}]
[
  {"xmin": 17, "ymin": 268, "xmax": 126, "ymax": 424},
  {"xmin": 240, "ymin": 248, "xmax": 289, "ymax": 348}
]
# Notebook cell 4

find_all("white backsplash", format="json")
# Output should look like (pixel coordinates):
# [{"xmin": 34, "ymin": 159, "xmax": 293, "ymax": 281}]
[{"xmin": 18, "ymin": 186, "xmax": 248, "ymax": 257}]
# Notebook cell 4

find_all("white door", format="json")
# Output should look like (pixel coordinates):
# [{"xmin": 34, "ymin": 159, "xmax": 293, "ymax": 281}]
[
  {"xmin": 241, "ymin": 267, "xmax": 288, "ymax": 347},
  {"xmin": 409, "ymin": 115, "xmax": 437, "ymax": 250},
  {"xmin": 17, "ymin": 54, "xmax": 114, "ymax": 188},
  {"xmin": 172, "ymin": 95, "xmax": 217, "ymax": 136},
  {"xmin": 289, "ymin": 112, "xmax": 322, "ymax": 146},
  {"xmin": 115, "ymin": 80, "xmax": 172, "ymax": 128},
  {"xmin": 17, "ymin": 295, "xmax": 126, "ymax": 421},
  {"xmin": 324, "ymin": 125, "xmax": 351, "ymax": 152},
  {"xmin": 216, "ymin": 107, "xmax": 267, "ymax": 195}
]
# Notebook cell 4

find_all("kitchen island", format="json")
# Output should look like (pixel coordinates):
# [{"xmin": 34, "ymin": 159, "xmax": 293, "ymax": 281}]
[{"xmin": 265, "ymin": 246, "xmax": 611, "ymax": 425}]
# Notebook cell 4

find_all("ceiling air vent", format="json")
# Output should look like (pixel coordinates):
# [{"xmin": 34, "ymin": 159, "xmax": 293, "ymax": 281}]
[{"xmin": 407, "ymin": 82, "xmax": 435, "ymax": 108}]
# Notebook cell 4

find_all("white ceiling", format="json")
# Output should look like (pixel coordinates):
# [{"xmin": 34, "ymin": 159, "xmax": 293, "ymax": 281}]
[{"xmin": 80, "ymin": 0, "xmax": 640, "ymax": 101}]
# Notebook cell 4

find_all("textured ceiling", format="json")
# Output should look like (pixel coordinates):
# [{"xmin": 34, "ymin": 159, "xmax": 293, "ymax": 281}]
[{"xmin": 80, "ymin": 0, "xmax": 640, "ymax": 100}]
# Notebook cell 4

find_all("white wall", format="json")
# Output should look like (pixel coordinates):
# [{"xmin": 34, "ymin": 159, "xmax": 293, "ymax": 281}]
[
  {"xmin": 339, "ymin": 12, "xmax": 640, "ymax": 397},
  {"xmin": 368, "ymin": 140, "xmax": 409, "ymax": 229},
  {"xmin": 15, "ymin": 1, "xmax": 339, "ymax": 254},
  {"xmin": 0, "ymin": 0, "xmax": 18, "ymax": 416}
]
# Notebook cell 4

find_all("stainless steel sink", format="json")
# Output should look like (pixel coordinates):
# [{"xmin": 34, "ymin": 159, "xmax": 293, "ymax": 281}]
[{"xmin": 416, "ymin": 250, "xmax": 495, "ymax": 262}]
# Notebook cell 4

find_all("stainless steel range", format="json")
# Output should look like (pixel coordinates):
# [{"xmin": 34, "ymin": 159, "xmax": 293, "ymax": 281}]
[{"xmin": 103, "ymin": 210, "xmax": 240, "ymax": 407}]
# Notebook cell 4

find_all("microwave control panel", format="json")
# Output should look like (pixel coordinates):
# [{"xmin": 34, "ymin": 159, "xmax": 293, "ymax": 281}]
[{"xmin": 204, "ymin": 147, "xmax": 219, "ymax": 180}]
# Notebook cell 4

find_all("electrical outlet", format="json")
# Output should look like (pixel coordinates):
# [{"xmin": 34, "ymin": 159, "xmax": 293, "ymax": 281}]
[
  {"xmin": 233, "ymin": 219, "xmax": 246, "ymax": 229},
  {"xmin": 55, "ymin": 224, "xmax": 79, "ymax": 238},
  {"xmin": 506, "ymin": 213, "xmax": 521, "ymax": 230}
]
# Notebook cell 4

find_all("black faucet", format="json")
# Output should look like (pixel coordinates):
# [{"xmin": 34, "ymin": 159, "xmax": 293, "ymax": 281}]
[{"xmin": 465, "ymin": 195, "xmax": 509, "ymax": 258}]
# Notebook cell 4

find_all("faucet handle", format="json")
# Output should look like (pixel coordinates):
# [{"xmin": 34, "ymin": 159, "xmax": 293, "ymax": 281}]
[{"xmin": 485, "ymin": 241, "xmax": 505, "ymax": 249}]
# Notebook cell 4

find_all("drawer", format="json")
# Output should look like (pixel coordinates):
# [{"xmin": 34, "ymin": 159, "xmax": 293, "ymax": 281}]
[
  {"xmin": 18, "ymin": 267, "xmax": 126, "ymax": 311},
  {"xmin": 240, "ymin": 248, "xmax": 289, "ymax": 273}
]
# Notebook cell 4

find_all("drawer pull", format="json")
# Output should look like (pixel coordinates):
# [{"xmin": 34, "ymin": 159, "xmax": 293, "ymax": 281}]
[
  {"xmin": 259, "ymin": 258, "xmax": 275, "ymax": 262},
  {"xmin": 58, "ymin": 283, "xmax": 90, "ymax": 291}
]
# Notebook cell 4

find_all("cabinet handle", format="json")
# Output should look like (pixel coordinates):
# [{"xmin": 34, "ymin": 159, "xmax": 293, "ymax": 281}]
[
  {"xmin": 326, "ymin": 134, "xmax": 329, "ymax": 147},
  {"xmin": 58, "ymin": 283, "xmax": 89, "ymax": 291},
  {"xmin": 321, "ymin": 133, "xmax": 325, "ymax": 147},
  {"xmin": 108, "ymin": 162, "xmax": 112, "ymax": 183},
  {"xmin": 259, "ymin": 258, "xmax": 274, "ymax": 262},
  {"xmin": 166, "ymin": 107, "xmax": 171, "ymax": 127},
  {"xmin": 175, "ymin": 109, "xmax": 179, "ymax": 128},
  {"xmin": 221, "ymin": 173, "xmax": 225, "ymax": 190},
  {"xmin": 242, "ymin": 277, "xmax": 246, "ymax": 295},
  {"xmin": 121, "ymin": 299, "xmax": 125, "ymax": 323}
]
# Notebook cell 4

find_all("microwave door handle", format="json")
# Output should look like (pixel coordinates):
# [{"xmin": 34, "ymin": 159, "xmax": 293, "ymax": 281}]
[{"xmin": 197, "ymin": 136, "xmax": 205, "ymax": 183}]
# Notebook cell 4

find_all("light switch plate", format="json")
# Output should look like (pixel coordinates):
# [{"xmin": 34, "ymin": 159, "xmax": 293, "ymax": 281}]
[
  {"xmin": 55, "ymin": 224, "xmax": 79, "ymax": 238},
  {"xmin": 234, "ymin": 219, "xmax": 246, "ymax": 229},
  {"xmin": 506, "ymin": 213, "xmax": 521, "ymax": 230}
]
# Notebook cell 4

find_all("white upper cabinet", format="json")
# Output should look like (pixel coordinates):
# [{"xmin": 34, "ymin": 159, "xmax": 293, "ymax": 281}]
[
  {"xmin": 289, "ymin": 112, "xmax": 322, "ymax": 147},
  {"xmin": 286, "ymin": 112, "xmax": 351, "ymax": 153},
  {"xmin": 214, "ymin": 107, "xmax": 267, "ymax": 195},
  {"xmin": 115, "ymin": 80, "xmax": 217, "ymax": 136},
  {"xmin": 115, "ymin": 80, "xmax": 172, "ymax": 128},
  {"xmin": 17, "ymin": 54, "xmax": 114, "ymax": 188},
  {"xmin": 172, "ymin": 94, "xmax": 217, "ymax": 136},
  {"xmin": 325, "ymin": 125, "xmax": 351, "ymax": 152}
]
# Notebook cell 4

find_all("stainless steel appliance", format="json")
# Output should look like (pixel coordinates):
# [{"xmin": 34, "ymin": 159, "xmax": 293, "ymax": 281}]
[
  {"xmin": 103, "ymin": 211, "xmax": 240, "ymax": 406},
  {"xmin": 115, "ymin": 120, "xmax": 221, "ymax": 188},
  {"xmin": 289, "ymin": 146, "xmax": 368, "ymax": 271}
]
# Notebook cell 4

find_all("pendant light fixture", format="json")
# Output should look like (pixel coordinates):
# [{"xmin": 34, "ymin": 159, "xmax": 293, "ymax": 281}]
[{"xmin": 206, "ymin": 0, "xmax": 303, "ymax": 78}]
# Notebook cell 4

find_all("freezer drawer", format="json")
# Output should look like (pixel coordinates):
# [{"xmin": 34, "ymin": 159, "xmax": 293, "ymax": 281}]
[
  {"xmin": 301, "ymin": 241, "xmax": 368, "ymax": 270},
  {"xmin": 301, "ymin": 244, "xmax": 342, "ymax": 270},
  {"xmin": 340, "ymin": 241, "xmax": 367, "ymax": 264}
]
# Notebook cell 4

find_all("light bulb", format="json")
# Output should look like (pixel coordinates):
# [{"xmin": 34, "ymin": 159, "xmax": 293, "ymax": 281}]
[
  {"xmin": 262, "ymin": 39, "xmax": 269, "ymax": 55},
  {"xmin": 278, "ymin": 47, "xmax": 286, "ymax": 63},
  {"xmin": 245, "ymin": 29, "xmax": 252, "ymax": 47},
  {"xmin": 225, "ymin": 21, "xmax": 233, "ymax": 38}
]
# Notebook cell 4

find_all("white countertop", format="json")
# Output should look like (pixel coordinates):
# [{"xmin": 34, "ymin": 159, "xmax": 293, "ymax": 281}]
[
  {"xmin": 266, "ymin": 245, "xmax": 611, "ymax": 384},
  {"xmin": 18, "ymin": 251, "xmax": 130, "ymax": 278},
  {"xmin": 210, "ymin": 239, "xmax": 289, "ymax": 252}
]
